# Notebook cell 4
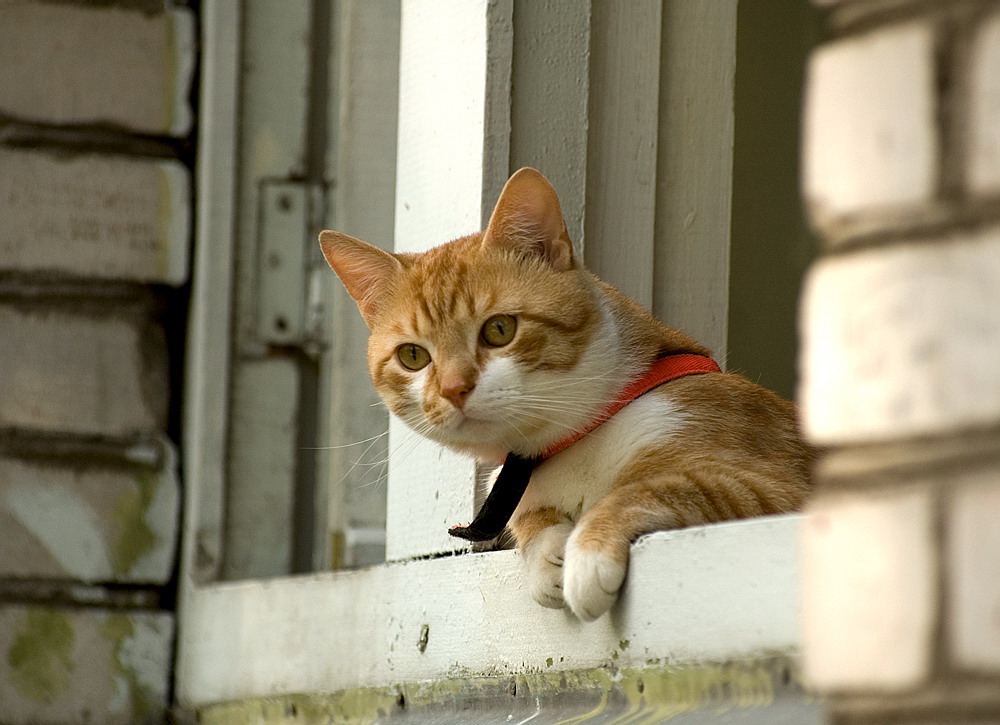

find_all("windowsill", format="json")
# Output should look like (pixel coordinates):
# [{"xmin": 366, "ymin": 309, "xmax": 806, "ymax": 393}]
[{"xmin": 176, "ymin": 514, "xmax": 803, "ymax": 708}]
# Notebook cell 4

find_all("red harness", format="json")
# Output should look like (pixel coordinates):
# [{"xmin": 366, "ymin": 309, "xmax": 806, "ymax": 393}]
[
  {"xmin": 539, "ymin": 353, "xmax": 722, "ymax": 460},
  {"xmin": 448, "ymin": 353, "xmax": 722, "ymax": 542}
]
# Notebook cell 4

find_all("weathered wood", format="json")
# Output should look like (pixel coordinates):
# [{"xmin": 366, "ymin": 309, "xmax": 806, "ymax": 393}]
[
  {"xmin": 223, "ymin": 0, "xmax": 312, "ymax": 578},
  {"xmin": 181, "ymin": 0, "xmax": 241, "ymax": 584},
  {"xmin": 317, "ymin": 0, "xmax": 401, "ymax": 569},
  {"xmin": 222, "ymin": 361, "xmax": 298, "ymax": 578}
]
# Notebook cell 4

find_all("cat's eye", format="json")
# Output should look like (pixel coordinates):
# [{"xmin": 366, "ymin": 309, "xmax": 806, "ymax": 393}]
[
  {"xmin": 480, "ymin": 314, "xmax": 517, "ymax": 347},
  {"xmin": 397, "ymin": 343, "xmax": 431, "ymax": 371}
]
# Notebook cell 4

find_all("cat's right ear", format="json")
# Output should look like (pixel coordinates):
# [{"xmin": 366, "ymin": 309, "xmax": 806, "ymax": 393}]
[{"xmin": 318, "ymin": 230, "xmax": 402, "ymax": 325}]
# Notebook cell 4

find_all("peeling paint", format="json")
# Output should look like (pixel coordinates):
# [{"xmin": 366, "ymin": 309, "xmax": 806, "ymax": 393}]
[
  {"xmin": 7, "ymin": 609, "xmax": 75, "ymax": 704},
  {"xmin": 101, "ymin": 614, "xmax": 157, "ymax": 720}
]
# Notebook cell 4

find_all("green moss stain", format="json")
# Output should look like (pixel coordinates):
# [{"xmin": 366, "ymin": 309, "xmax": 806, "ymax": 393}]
[
  {"xmin": 102, "ymin": 614, "xmax": 157, "ymax": 720},
  {"xmin": 7, "ymin": 610, "xmax": 75, "ymax": 704},
  {"xmin": 197, "ymin": 658, "xmax": 797, "ymax": 724},
  {"xmin": 402, "ymin": 675, "xmax": 486, "ymax": 708},
  {"xmin": 200, "ymin": 689, "xmax": 398, "ymax": 725},
  {"xmin": 327, "ymin": 688, "xmax": 398, "ymax": 722},
  {"xmin": 112, "ymin": 472, "xmax": 160, "ymax": 576},
  {"xmin": 618, "ymin": 661, "xmax": 777, "ymax": 719}
]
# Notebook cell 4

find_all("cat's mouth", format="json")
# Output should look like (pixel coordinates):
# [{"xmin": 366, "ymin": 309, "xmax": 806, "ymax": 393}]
[
  {"xmin": 446, "ymin": 409, "xmax": 489, "ymax": 428},
  {"xmin": 422, "ymin": 399, "xmax": 515, "ymax": 454},
  {"xmin": 431, "ymin": 407, "xmax": 499, "ymax": 440}
]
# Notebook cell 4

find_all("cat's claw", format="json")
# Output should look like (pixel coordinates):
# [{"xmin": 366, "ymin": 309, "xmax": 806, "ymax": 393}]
[
  {"xmin": 563, "ymin": 539, "xmax": 627, "ymax": 622},
  {"xmin": 522, "ymin": 523, "xmax": 573, "ymax": 609}
]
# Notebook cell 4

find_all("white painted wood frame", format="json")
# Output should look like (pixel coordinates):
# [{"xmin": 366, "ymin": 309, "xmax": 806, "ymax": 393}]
[
  {"xmin": 179, "ymin": 516, "xmax": 802, "ymax": 705},
  {"xmin": 385, "ymin": 0, "xmax": 513, "ymax": 561}
]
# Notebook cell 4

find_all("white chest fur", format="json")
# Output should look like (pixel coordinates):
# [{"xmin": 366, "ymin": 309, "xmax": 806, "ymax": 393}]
[{"xmin": 513, "ymin": 392, "xmax": 688, "ymax": 520}]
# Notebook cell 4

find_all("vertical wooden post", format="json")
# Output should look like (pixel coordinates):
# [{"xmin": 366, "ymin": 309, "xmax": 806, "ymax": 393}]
[
  {"xmin": 509, "ymin": 0, "xmax": 591, "ymax": 247},
  {"xmin": 584, "ymin": 0, "xmax": 663, "ymax": 308},
  {"xmin": 386, "ymin": 0, "xmax": 512, "ymax": 561},
  {"xmin": 653, "ymin": 1, "xmax": 737, "ymax": 363},
  {"xmin": 220, "ymin": 0, "xmax": 314, "ymax": 579},
  {"xmin": 318, "ymin": 0, "xmax": 401, "ymax": 570}
]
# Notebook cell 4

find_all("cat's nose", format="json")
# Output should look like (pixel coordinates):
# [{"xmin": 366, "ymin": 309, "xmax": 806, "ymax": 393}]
[{"xmin": 441, "ymin": 379, "xmax": 476, "ymax": 409}]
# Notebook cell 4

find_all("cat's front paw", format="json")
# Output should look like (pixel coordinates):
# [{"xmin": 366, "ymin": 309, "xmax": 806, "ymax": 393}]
[
  {"xmin": 563, "ymin": 536, "xmax": 628, "ymax": 622},
  {"xmin": 521, "ymin": 523, "xmax": 573, "ymax": 609}
]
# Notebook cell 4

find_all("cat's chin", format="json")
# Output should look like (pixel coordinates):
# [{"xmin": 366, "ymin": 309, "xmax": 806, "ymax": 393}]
[
  {"xmin": 421, "ymin": 410, "xmax": 568, "ymax": 462},
  {"xmin": 423, "ymin": 416, "xmax": 514, "ymax": 462}
]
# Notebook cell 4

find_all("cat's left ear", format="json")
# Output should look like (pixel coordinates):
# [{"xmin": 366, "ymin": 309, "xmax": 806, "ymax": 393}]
[{"xmin": 483, "ymin": 167, "xmax": 575, "ymax": 271}]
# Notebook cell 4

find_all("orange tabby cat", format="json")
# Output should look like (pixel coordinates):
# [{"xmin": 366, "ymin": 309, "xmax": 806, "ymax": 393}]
[{"xmin": 319, "ymin": 167, "xmax": 812, "ymax": 621}]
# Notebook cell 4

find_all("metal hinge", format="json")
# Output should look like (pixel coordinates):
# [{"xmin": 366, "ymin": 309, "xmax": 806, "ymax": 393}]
[{"xmin": 255, "ymin": 179, "xmax": 329, "ymax": 353}]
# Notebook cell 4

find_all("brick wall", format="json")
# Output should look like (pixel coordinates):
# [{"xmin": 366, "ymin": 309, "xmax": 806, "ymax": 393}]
[
  {"xmin": 0, "ymin": 2, "xmax": 194, "ymax": 723},
  {"xmin": 799, "ymin": 0, "xmax": 1000, "ymax": 722}
]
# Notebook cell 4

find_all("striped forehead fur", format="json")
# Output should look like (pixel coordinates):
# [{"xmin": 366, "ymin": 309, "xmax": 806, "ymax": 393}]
[{"xmin": 386, "ymin": 233, "xmax": 590, "ymax": 338}]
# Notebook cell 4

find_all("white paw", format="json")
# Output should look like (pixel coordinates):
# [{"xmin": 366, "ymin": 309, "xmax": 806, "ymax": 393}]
[
  {"xmin": 563, "ymin": 538, "xmax": 627, "ymax": 622},
  {"xmin": 521, "ymin": 523, "xmax": 573, "ymax": 609}
]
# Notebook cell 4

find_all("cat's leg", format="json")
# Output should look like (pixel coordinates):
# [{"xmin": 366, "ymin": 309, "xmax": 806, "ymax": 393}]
[
  {"xmin": 562, "ymin": 478, "xmax": 716, "ymax": 621},
  {"xmin": 511, "ymin": 507, "xmax": 574, "ymax": 609},
  {"xmin": 563, "ymin": 461, "xmax": 790, "ymax": 620}
]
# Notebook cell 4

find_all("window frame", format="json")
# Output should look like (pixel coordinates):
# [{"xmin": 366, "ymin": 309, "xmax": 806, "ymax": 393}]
[{"xmin": 176, "ymin": 0, "xmax": 808, "ymax": 714}]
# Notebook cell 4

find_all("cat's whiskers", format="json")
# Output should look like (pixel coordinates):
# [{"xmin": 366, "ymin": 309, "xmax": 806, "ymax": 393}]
[
  {"xmin": 493, "ymin": 413, "xmax": 533, "ymax": 450},
  {"xmin": 327, "ymin": 408, "xmax": 437, "ymax": 493},
  {"xmin": 303, "ymin": 430, "xmax": 389, "ymax": 451},
  {"xmin": 332, "ymin": 430, "xmax": 392, "ymax": 491},
  {"xmin": 351, "ymin": 425, "xmax": 428, "ymax": 491}
]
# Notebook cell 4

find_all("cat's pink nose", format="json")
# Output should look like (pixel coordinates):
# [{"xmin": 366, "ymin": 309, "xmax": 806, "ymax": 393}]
[{"xmin": 441, "ymin": 380, "xmax": 475, "ymax": 409}]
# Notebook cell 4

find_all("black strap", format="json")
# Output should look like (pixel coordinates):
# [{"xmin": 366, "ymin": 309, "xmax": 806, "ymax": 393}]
[{"xmin": 447, "ymin": 453, "xmax": 540, "ymax": 542}]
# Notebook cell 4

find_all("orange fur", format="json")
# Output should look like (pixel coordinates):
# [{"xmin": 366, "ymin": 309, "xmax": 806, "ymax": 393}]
[{"xmin": 319, "ymin": 167, "xmax": 813, "ymax": 620}]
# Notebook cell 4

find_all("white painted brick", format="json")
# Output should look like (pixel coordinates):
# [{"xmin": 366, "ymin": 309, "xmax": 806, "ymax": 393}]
[
  {"xmin": 0, "ymin": 605, "xmax": 172, "ymax": 724},
  {"xmin": 803, "ymin": 22, "xmax": 936, "ymax": 225},
  {"xmin": 968, "ymin": 12, "xmax": 1000, "ymax": 195},
  {"xmin": 800, "ymin": 226, "xmax": 1000, "ymax": 445},
  {"xmin": 948, "ymin": 472, "xmax": 1000, "ymax": 672},
  {"xmin": 0, "ymin": 306, "xmax": 168, "ymax": 437},
  {"xmin": 801, "ymin": 488, "xmax": 936, "ymax": 691},
  {"xmin": 0, "ymin": 444, "xmax": 179, "ymax": 584},
  {"xmin": 0, "ymin": 149, "xmax": 190, "ymax": 284},
  {"xmin": 0, "ymin": 3, "xmax": 194, "ymax": 136}
]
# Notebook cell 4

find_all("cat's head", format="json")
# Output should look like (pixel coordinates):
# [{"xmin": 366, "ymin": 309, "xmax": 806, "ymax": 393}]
[{"xmin": 319, "ymin": 168, "xmax": 618, "ymax": 461}]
